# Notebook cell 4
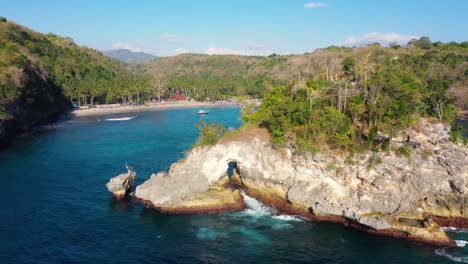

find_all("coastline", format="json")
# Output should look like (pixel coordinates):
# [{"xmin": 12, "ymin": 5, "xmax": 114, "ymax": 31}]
[{"xmin": 69, "ymin": 101, "xmax": 240, "ymax": 117}]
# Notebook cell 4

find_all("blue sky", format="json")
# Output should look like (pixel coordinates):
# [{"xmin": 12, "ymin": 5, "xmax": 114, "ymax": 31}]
[{"xmin": 2, "ymin": 0, "xmax": 467, "ymax": 56}]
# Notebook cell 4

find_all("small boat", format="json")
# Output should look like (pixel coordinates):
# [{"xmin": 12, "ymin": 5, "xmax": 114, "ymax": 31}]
[{"xmin": 197, "ymin": 110, "xmax": 209, "ymax": 115}]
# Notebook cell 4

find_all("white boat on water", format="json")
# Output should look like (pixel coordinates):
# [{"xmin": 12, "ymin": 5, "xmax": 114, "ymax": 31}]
[{"xmin": 197, "ymin": 110, "xmax": 209, "ymax": 115}]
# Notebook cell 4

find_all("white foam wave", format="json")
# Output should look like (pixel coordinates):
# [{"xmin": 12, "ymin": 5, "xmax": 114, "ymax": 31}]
[
  {"xmin": 435, "ymin": 248, "xmax": 468, "ymax": 263},
  {"xmin": 105, "ymin": 116, "xmax": 136, "ymax": 121},
  {"xmin": 444, "ymin": 227, "xmax": 468, "ymax": 234},
  {"xmin": 272, "ymin": 215, "xmax": 304, "ymax": 222},
  {"xmin": 241, "ymin": 192, "xmax": 276, "ymax": 217},
  {"xmin": 456, "ymin": 240, "xmax": 468, "ymax": 247},
  {"xmin": 239, "ymin": 192, "xmax": 305, "ymax": 223}
]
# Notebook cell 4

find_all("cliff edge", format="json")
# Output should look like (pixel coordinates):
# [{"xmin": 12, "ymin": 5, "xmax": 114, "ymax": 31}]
[{"xmin": 135, "ymin": 120, "xmax": 467, "ymax": 246}]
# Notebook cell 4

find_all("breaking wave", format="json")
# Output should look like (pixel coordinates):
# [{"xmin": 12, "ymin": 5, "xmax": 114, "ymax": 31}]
[
  {"xmin": 272, "ymin": 215, "xmax": 305, "ymax": 222},
  {"xmin": 196, "ymin": 192, "xmax": 306, "ymax": 242},
  {"xmin": 105, "ymin": 116, "xmax": 136, "ymax": 121},
  {"xmin": 241, "ymin": 192, "xmax": 277, "ymax": 217},
  {"xmin": 434, "ymin": 240, "xmax": 468, "ymax": 263},
  {"xmin": 456, "ymin": 240, "xmax": 468, "ymax": 248},
  {"xmin": 435, "ymin": 248, "xmax": 468, "ymax": 263},
  {"xmin": 444, "ymin": 227, "xmax": 468, "ymax": 234},
  {"xmin": 240, "ymin": 192, "xmax": 305, "ymax": 222}
]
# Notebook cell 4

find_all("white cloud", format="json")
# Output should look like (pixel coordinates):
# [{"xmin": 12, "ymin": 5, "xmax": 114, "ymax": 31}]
[
  {"xmin": 158, "ymin": 48, "xmax": 192, "ymax": 56},
  {"xmin": 205, "ymin": 46, "xmax": 249, "ymax": 55},
  {"xmin": 111, "ymin": 41, "xmax": 145, "ymax": 52},
  {"xmin": 171, "ymin": 48, "xmax": 191, "ymax": 55},
  {"xmin": 204, "ymin": 44, "xmax": 272, "ymax": 56},
  {"xmin": 304, "ymin": 2, "xmax": 328, "ymax": 8},
  {"xmin": 343, "ymin": 32, "xmax": 419, "ymax": 47},
  {"xmin": 161, "ymin": 33, "xmax": 182, "ymax": 44}
]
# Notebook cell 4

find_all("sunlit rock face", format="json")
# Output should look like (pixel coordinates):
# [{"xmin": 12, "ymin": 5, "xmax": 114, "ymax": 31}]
[
  {"xmin": 135, "ymin": 122, "xmax": 467, "ymax": 246},
  {"xmin": 106, "ymin": 171, "xmax": 136, "ymax": 199}
]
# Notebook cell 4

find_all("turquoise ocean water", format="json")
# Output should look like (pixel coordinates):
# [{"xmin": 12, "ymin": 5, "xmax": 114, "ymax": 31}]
[{"xmin": 0, "ymin": 106, "xmax": 466, "ymax": 263}]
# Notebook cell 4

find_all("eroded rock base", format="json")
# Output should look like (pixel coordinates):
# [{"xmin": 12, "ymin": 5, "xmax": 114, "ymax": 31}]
[
  {"xmin": 234, "ymin": 177, "xmax": 456, "ymax": 247},
  {"xmin": 140, "ymin": 187, "xmax": 246, "ymax": 214}
]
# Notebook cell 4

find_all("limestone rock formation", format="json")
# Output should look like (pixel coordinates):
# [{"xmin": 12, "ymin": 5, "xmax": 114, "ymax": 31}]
[
  {"xmin": 106, "ymin": 165, "xmax": 136, "ymax": 199},
  {"xmin": 135, "ymin": 120, "xmax": 467, "ymax": 246},
  {"xmin": 135, "ymin": 172, "xmax": 245, "ymax": 213}
]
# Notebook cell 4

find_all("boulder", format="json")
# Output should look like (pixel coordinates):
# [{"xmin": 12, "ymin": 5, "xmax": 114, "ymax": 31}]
[{"xmin": 106, "ymin": 166, "xmax": 136, "ymax": 199}]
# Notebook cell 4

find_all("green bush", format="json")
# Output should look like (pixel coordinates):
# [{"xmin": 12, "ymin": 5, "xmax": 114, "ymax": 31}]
[
  {"xmin": 450, "ymin": 124, "xmax": 466, "ymax": 145},
  {"xmin": 194, "ymin": 119, "xmax": 227, "ymax": 146},
  {"xmin": 367, "ymin": 126, "xmax": 378, "ymax": 144},
  {"xmin": 345, "ymin": 157, "xmax": 356, "ymax": 165},
  {"xmin": 381, "ymin": 138, "xmax": 391, "ymax": 151},
  {"xmin": 396, "ymin": 145, "xmax": 413, "ymax": 158},
  {"xmin": 312, "ymin": 106, "xmax": 351, "ymax": 137},
  {"xmin": 0, "ymin": 17, "xmax": 7, "ymax": 23},
  {"xmin": 295, "ymin": 136, "xmax": 319, "ymax": 155}
]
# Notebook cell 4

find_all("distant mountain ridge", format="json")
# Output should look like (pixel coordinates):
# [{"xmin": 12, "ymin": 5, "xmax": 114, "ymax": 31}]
[{"xmin": 102, "ymin": 49, "xmax": 157, "ymax": 63}]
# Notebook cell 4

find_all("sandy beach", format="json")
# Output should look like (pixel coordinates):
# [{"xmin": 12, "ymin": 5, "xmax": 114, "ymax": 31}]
[{"xmin": 69, "ymin": 101, "xmax": 240, "ymax": 117}]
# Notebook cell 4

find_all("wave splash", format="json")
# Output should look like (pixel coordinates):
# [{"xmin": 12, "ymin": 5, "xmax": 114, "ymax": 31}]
[
  {"xmin": 105, "ymin": 116, "xmax": 136, "ymax": 121},
  {"xmin": 456, "ymin": 240, "xmax": 468, "ymax": 247},
  {"xmin": 240, "ymin": 191, "xmax": 304, "ymax": 222},
  {"xmin": 241, "ymin": 192, "xmax": 277, "ymax": 217},
  {"xmin": 434, "ymin": 239, "xmax": 468, "ymax": 263},
  {"xmin": 196, "ymin": 192, "xmax": 306, "ymax": 241},
  {"xmin": 443, "ymin": 227, "xmax": 468, "ymax": 234},
  {"xmin": 435, "ymin": 248, "xmax": 468, "ymax": 263}
]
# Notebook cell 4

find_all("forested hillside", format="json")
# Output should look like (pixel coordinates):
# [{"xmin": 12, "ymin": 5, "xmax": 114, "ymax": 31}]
[
  {"xmin": 0, "ymin": 18, "xmax": 147, "ymax": 146},
  {"xmin": 140, "ymin": 41, "xmax": 467, "ymax": 105},
  {"xmin": 242, "ymin": 40, "xmax": 468, "ymax": 151}
]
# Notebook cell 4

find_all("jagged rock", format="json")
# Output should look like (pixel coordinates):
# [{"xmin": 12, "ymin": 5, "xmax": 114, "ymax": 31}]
[
  {"xmin": 106, "ymin": 168, "xmax": 136, "ymax": 199},
  {"xmin": 135, "ymin": 122, "xmax": 467, "ymax": 246},
  {"xmin": 449, "ymin": 177, "xmax": 465, "ymax": 193}
]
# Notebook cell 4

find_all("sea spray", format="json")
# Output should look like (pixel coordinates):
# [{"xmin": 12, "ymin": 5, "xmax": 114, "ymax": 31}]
[
  {"xmin": 455, "ymin": 240, "xmax": 468, "ymax": 247},
  {"xmin": 241, "ymin": 191, "xmax": 277, "ymax": 217},
  {"xmin": 240, "ymin": 191, "xmax": 305, "ymax": 222}
]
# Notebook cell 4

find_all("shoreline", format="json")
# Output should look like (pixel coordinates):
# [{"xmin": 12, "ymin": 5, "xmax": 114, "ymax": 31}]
[{"xmin": 69, "ymin": 101, "xmax": 240, "ymax": 117}]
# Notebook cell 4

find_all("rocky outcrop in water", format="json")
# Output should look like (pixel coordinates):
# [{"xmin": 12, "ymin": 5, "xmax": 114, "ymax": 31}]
[
  {"xmin": 106, "ymin": 165, "xmax": 136, "ymax": 199},
  {"xmin": 135, "ymin": 171, "xmax": 245, "ymax": 213},
  {"xmin": 135, "ymin": 120, "xmax": 467, "ymax": 246}
]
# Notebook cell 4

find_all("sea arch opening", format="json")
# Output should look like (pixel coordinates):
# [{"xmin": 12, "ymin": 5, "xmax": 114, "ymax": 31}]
[
  {"xmin": 226, "ymin": 160, "xmax": 243, "ymax": 189},
  {"xmin": 226, "ymin": 160, "xmax": 240, "ymax": 179}
]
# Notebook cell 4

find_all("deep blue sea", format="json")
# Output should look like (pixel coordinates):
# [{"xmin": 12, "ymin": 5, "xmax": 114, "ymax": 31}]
[{"xmin": 0, "ymin": 106, "xmax": 466, "ymax": 264}]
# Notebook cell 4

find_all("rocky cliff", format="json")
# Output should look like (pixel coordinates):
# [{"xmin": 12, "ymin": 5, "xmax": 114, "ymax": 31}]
[{"xmin": 135, "ymin": 120, "xmax": 467, "ymax": 246}]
